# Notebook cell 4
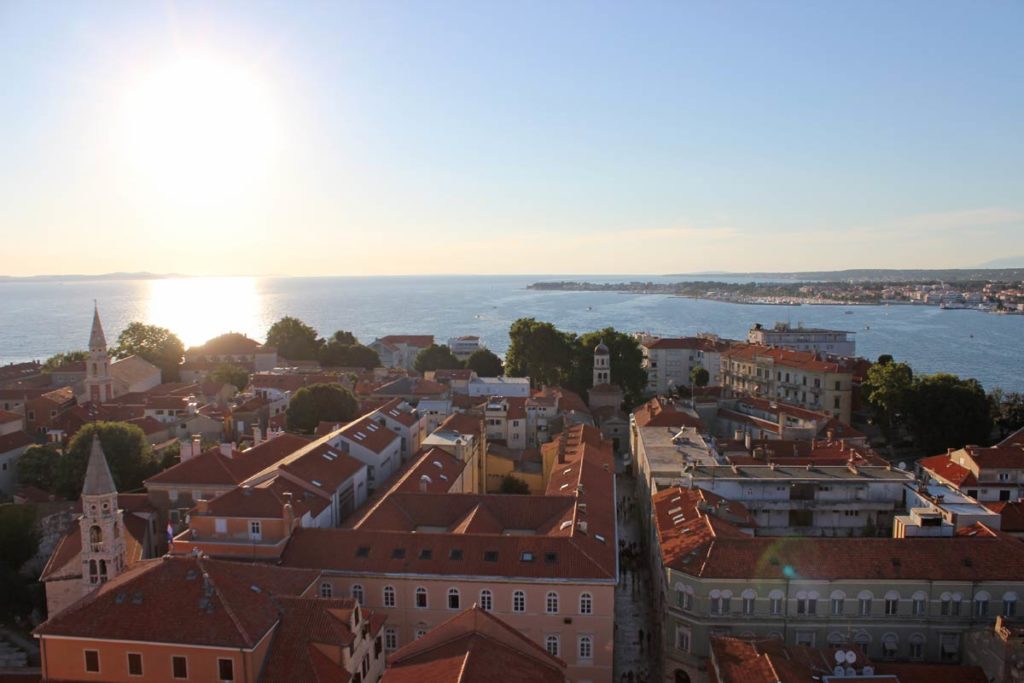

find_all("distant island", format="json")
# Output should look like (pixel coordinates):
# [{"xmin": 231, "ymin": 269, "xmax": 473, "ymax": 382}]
[
  {"xmin": 529, "ymin": 272, "xmax": 1024, "ymax": 312},
  {"xmin": 0, "ymin": 272, "xmax": 184, "ymax": 284}
]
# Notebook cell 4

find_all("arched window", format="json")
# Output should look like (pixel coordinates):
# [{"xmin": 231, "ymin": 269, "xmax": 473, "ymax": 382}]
[
  {"xmin": 769, "ymin": 589, "xmax": 785, "ymax": 616},
  {"xmin": 98, "ymin": 559, "xmax": 107, "ymax": 582},
  {"xmin": 383, "ymin": 585, "xmax": 396, "ymax": 608},
  {"xmin": 674, "ymin": 583, "xmax": 694, "ymax": 611},
  {"xmin": 741, "ymin": 589, "xmax": 756, "ymax": 615},
  {"xmin": 578, "ymin": 635, "xmax": 593, "ymax": 660},
  {"xmin": 909, "ymin": 633, "xmax": 926, "ymax": 660},
  {"xmin": 884, "ymin": 590, "xmax": 900, "ymax": 616},
  {"xmin": 448, "ymin": 587, "xmax": 460, "ymax": 610},
  {"xmin": 709, "ymin": 589, "xmax": 732, "ymax": 615},
  {"xmin": 1004, "ymin": 592, "xmax": 1018, "ymax": 617},
  {"xmin": 882, "ymin": 633, "xmax": 899, "ymax": 659},
  {"xmin": 911, "ymin": 590, "xmax": 927, "ymax": 616},
  {"xmin": 827, "ymin": 632, "xmax": 846, "ymax": 649},
  {"xmin": 974, "ymin": 591, "xmax": 991, "ymax": 617},
  {"xmin": 479, "ymin": 589, "xmax": 493, "ymax": 611},
  {"xmin": 88, "ymin": 559, "xmax": 98, "ymax": 584},
  {"xmin": 415, "ymin": 587, "xmax": 428, "ymax": 608},
  {"xmin": 830, "ymin": 590, "xmax": 846, "ymax": 616},
  {"xmin": 854, "ymin": 631, "xmax": 871, "ymax": 654},
  {"xmin": 319, "ymin": 582, "xmax": 332, "ymax": 598},
  {"xmin": 546, "ymin": 591, "xmax": 559, "ymax": 614},
  {"xmin": 858, "ymin": 590, "xmax": 874, "ymax": 616},
  {"xmin": 89, "ymin": 525, "xmax": 103, "ymax": 550},
  {"xmin": 579, "ymin": 592, "xmax": 593, "ymax": 615},
  {"xmin": 351, "ymin": 584, "xmax": 364, "ymax": 605},
  {"xmin": 384, "ymin": 627, "xmax": 398, "ymax": 651},
  {"xmin": 513, "ymin": 590, "xmax": 526, "ymax": 613},
  {"xmin": 545, "ymin": 634, "xmax": 560, "ymax": 657}
]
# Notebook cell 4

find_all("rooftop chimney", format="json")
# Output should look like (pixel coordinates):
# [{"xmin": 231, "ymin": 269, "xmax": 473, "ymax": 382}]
[
  {"xmin": 744, "ymin": 431, "xmax": 752, "ymax": 451},
  {"xmin": 220, "ymin": 442, "xmax": 234, "ymax": 459},
  {"xmin": 253, "ymin": 426, "xmax": 262, "ymax": 447}
]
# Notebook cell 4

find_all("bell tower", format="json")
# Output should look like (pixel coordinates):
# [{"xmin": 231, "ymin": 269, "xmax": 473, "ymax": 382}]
[
  {"xmin": 83, "ymin": 303, "xmax": 115, "ymax": 404},
  {"xmin": 79, "ymin": 435, "xmax": 126, "ymax": 587},
  {"xmin": 593, "ymin": 340, "xmax": 610, "ymax": 386}
]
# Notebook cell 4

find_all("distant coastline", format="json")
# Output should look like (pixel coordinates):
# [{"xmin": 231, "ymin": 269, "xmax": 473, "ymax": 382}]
[{"xmin": 0, "ymin": 272, "xmax": 184, "ymax": 284}]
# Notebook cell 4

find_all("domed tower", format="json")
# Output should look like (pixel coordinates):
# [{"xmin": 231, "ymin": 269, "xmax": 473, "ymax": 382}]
[
  {"xmin": 83, "ymin": 303, "xmax": 115, "ymax": 404},
  {"xmin": 593, "ymin": 340, "xmax": 610, "ymax": 386},
  {"xmin": 79, "ymin": 435, "xmax": 126, "ymax": 587}
]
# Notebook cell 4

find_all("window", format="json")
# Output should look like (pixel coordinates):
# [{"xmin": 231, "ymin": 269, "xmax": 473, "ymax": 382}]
[
  {"xmin": 415, "ymin": 587, "xmax": 428, "ymax": 608},
  {"xmin": 84, "ymin": 650, "xmax": 100, "ymax": 673},
  {"xmin": 797, "ymin": 592, "xmax": 817, "ymax": 616},
  {"xmin": 741, "ymin": 589, "xmax": 756, "ymax": 616},
  {"xmin": 912, "ymin": 592, "xmax": 927, "ymax": 616},
  {"xmin": 448, "ymin": 587, "xmax": 460, "ymax": 610},
  {"xmin": 480, "ymin": 589, "xmax": 493, "ymax": 611},
  {"xmin": 319, "ymin": 582, "xmax": 333, "ymax": 598},
  {"xmin": 127, "ymin": 653, "xmax": 143, "ymax": 677},
  {"xmin": 578, "ymin": 635, "xmax": 593, "ymax": 661},
  {"xmin": 384, "ymin": 627, "xmax": 398, "ymax": 651},
  {"xmin": 217, "ymin": 658, "xmax": 234, "ymax": 682},
  {"xmin": 351, "ymin": 584, "xmax": 364, "ymax": 605},
  {"xmin": 1005, "ymin": 592, "xmax": 1018, "ymax": 617},
  {"xmin": 675, "ymin": 626, "xmax": 691, "ymax": 652},
  {"xmin": 214, "ymin": 518, "xmax": 227, "ymax": 534},
  {"xmin": 677, "ymin": 586, "xmax": 694, "ymax": 612},
  {"xmin": 579, "ymin": 592, "xmax": 593, "ymax": 615},
  {"xmin": 909, "ymin": 634, "xmax": 925, "ymax": 660},
  {"xmin": 769, "ymin": 591, "xmax": 784, "ymax": 616},
  {"xmin": 940, "ymin": 633, "xmax": 959, "ymax": 662},
  {"xmin": 249, "ymin": 521, "xmax": 261, "ymax": 540},
  {"xmin": 172, "ymin": 655, "xmax": 188, "ymax": 679},
  {"xmin": 858, "ymin": 592, "xmax": 873, "ymax": 616},
  {"xmin": 415, "ymin": 628, "xmax": 427, "ymax": 640},
  {"xmin": 975, "ymin": 592, "xmax": 990, "ymax": 617},
  {"xmin": 546, "ymin": 591, "xmax": 559, "ymax": 614},
  {"xmin": 882, "ymin": 634, "xmax": 898, "ymax": 659},
  {"xmin": 795, "ymin": 631, "xmax": 815, "ymax": 647},
  {"xmin": 830, "ymin": 591, "xmax": 845, "ymax": 616},
  {"xmin": 383, "ymin": 585, "xmax": 396, "ymax": 608},
  {"xmin": 513, "ymin": 590, "xmax": 526, "ymax": 613},
  {"xmin": 885, "ymin": 593, "xmax": 899, "ymax": 616},
  {"xmin": 834, "ymin": 397, "xmax": 841, "ymax": 410},
  {"xmin": 545, "ymin": 635, "xmax": 560, "ymax": 657}
]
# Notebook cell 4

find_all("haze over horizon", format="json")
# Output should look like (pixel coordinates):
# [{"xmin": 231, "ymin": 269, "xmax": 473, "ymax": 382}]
[{"xmin": 1, "ymin": 2, "xmax": 1022, "ymax": 277}]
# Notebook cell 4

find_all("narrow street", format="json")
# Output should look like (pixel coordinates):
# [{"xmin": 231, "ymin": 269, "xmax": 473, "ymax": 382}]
[{"xmin": 614, "ymin": 467, "xmax": 659, "ymax": 683}]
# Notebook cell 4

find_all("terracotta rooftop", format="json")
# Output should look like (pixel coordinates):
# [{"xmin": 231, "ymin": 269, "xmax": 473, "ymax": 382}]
[
  {"xmin": 35, "ymin": 556, "xmax": 318, "ymax": 648},
  {"xmin": 336, "ymin": 415, "xmax": 401, "ymax": 454},
  {"xmin": 918, "ymin": 453, "xmax": 978, "ymax": 487},
  {"xmin": 145, "ymin": 434, "xmax": 312, "ymax": 487},
  {"xmin": 632, "ymin": 397, "xmax": 705, "ymax": 430},
  {"xmin": 723, "ymin": 345, "xmax": 848, "ymax": 374},
  {"xmin": 383, "ymin": 606, "xmax": 565, "ymax": 683},
  {"xmin": 0, "ymin": 430, "xmax": 32, "ymax": 454}
]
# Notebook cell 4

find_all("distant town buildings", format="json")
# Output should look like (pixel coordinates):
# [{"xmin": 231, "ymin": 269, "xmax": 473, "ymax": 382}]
[{"xmin": 747, "ymin": 321, "xmax": 856, "ymax": 356}]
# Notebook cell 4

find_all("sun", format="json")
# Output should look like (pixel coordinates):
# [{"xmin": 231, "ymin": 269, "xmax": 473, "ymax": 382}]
[{"xmin": 119, "ymin": 53, "xmax": 279, "ymax": 205}]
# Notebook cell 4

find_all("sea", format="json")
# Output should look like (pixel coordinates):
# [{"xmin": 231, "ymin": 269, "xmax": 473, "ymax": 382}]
[{"xmin": 1, "ymin": 274, "xmax": 1022, "ymax": 393}]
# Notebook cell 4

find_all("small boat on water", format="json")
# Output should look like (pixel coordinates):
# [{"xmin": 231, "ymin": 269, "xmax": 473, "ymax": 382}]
[{"xmin": 844, "ymin": 310, "xmax": 854, "ymax": 315}]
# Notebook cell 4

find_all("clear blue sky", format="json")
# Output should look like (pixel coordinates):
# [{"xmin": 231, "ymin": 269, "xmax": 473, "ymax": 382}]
[{"xmin": 1, "ymin": 1, "xmax": 1022, "ymax": 276}]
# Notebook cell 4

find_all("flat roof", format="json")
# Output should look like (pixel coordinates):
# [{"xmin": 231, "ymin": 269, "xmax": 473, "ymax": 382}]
[
  {"xmin": 636, "ymin": 425, "xmax": 720, "ymax": 473},
  {"xmin": 687, "ymin": 464, "xmax": 915, "ymax": 482}
]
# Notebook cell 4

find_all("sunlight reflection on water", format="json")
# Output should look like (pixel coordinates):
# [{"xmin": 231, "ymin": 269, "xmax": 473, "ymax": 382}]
[{"xmin": 145, "ymin": 277, "xmax": 265, "ymax": 348}]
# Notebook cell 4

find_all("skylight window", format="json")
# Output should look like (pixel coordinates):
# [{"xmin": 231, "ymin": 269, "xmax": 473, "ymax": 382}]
[
  {"xmin": 450, "ymin": 549, "xmax": 463, "ymax": 560},
  {"xmin": 595, "ymin": 534, "xmax": 606, "ymax": 543},
  {"xmin": 419, "ymin": 549, "xmax": 433, "ymax": 560},
  {"xmin": 356, "ymin": 546, "xmax": 370, "ymax": 558},
  {"xmin": 521, "ymin": 552, "xmax": 535, "ymax": 562},
  {"xmin": 392, "ymin": 548, "xmax": 406, "ymax": 559},
  {"xmin": 484, "ymin": 551, "xmax": 498, "ymax": 562}
]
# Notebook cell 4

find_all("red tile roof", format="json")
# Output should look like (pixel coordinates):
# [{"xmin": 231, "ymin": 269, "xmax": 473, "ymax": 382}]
[
  {"xmin": 918, "ymin": 454, "xmax": 978, "ymax": 487},
  {"xmin": 645, "ymin": 336, "xmax": 728, "ymax": 351},
  {"xmin": 376, "ymin": 335, "xmax": 434, "ymax": 348},
  {"xmin": 337, "ymin": 415, "xmax": 400, "ymax": 454},
  {"xmin": 654, "ymin": 485, "xmax": 1024, "ymax": 581},
  {"xmin": 0, "ymin": 430, "xmax": 32, "ymax": 454},
  {"xmin": 437, "ymin": 412, "xmax": 484, "ymax": 436},
  {"xmin": 261, "ymin": 596, "xmax": 381, "ymax": 683},
  {"xmin": 984, "ymin": 500, "xmax": 1024, "ymax": 532},
  {"xmin": 145, "ymin": 434, "xmax": 311, "ymax": 487},
  {"xmin": 36, "ymin": 556, "xmax": 319, "ymax": 648},
  {"xmin": 723, "ymin": 345, "xmax": 847, "ymax": 374},
  {"xmin": 633, "ymin": 397, "xmax": 705, "ymax": 430},
  {"xmin": 0, "ymin": 409, "xmax": 22, "ymax": 423},
  {"xmin": 383, "ymin": 606, "xmax": 564, "ymax": 683}
]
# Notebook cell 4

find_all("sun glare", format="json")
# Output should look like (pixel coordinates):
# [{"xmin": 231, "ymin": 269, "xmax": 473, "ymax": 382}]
[
  {"xmin": 120, "ymin": 53, "xmax": 278, "ymax": 204},
  {"xmin": 146, "ymin": 277, "xmax": 263, "ymax": 348}
]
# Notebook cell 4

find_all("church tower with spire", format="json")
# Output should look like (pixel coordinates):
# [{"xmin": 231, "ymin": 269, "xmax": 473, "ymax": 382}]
[
  {"xmin": 79, "ymin": 434, "xmax": 126, "ymax": 587},
  {"xmin": 83, "ymin": 303, "xmax": 115, "ymax": 404},
  {"xmin": 593, "ymin": 340, "xmax": 611, "ymax": 386}
]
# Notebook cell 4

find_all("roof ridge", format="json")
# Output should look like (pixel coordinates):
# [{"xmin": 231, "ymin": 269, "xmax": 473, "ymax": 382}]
[{"xmin": 198, "ymin": 557, "xmax": 256, "ymax": 647}]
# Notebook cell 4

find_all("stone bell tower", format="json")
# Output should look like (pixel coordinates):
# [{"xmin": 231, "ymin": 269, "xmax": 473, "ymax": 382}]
[{"xmin": 79, "ymin": 435, "xmax": 126, "ymax": 588}]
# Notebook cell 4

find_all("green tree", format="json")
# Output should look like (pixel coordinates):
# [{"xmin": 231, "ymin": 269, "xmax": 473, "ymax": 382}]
[
  {"xmin": 42, "ymin": 350, "xmax": 88, "ymax": 371},
  {"xmin": 906, "ymin": 373, "xmax": 993, "ymax": 454},
  {"xmin": 57, "ymin": 422, "xmax": 159, "ymax": 499},
  {"xmin": 329, "ymin": 330, "xmax": 359, "ymax": 346},
  {"xmin": 0, "ymin": 505, "xmax": 39, "ymax": 571},
  {"xmin": 466, "ymin": 348, "xmax": 503, "ymax": 377},
  {"xmin": 990, "ymin": 389, "xmax": 1024, "ymax": 439},
  {"xmin": 569, "ymin": 328, "xmax": 648, "ymax": 407},
  {"xmin": 690, "ymin": 365, "xmax": 710, "ymax": 388},
  {"xmin": 113, "ymin": 322, "xmax": 185, "ymax": 381},
  {"xmin": 286, "ymin": 383, "xmax": 359, "ymax": 434},
  {"xmin": 319, "ymin": 341, "xmax": 380, "ymax": 369},
  {"xmin": 505, "ymin": 318, "xmax": 574, "ymax": 387},
  {"xmin": 861, "ymin": 360, "xmax": 915, "ymax": 435},
  {"xmin": 413, "ymin": 344, "xmax": 464, "ymax": 373},
  {"xmin": 15, "ymin": 444, "xmax": 62, "ymax": 492},
  {"xmin": 266, "ymin": 316, "xmax": 323, "ymax": 361},
  {"xmin": 498, "ymin": 474, "xmax": 531, "ymax": 495},
  {"xmin": 210, "ymin": 364, "xmax": 251, "ymax": 392}
]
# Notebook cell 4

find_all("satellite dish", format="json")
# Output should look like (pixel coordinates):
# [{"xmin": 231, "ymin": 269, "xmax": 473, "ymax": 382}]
[
  {"xmin": 845, "ymin": 650, "xmax": 857, "ymax": 664},
  {"xmin": 898, "ymin": 462, "xmax": 907, "ymax": 471},
  {"xmin": 834, "ymin": 650, "xmax": 846, "ymax": 663}
]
